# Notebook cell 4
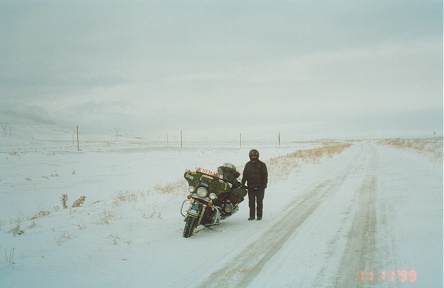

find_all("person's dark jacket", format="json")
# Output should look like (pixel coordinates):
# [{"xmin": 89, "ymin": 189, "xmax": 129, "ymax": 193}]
[{"xmin": 241, "ymin": 160, "xmax": 268, "ymax": 189}]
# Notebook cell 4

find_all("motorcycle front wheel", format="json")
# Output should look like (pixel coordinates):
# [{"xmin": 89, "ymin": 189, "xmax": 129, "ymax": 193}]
[{"xmin": 183, "ymin": 216, "xmax": 197, "ymax": 238}]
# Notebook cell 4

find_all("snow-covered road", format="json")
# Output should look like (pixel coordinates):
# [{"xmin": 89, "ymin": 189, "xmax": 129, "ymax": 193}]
[
  {"xmin": 1, "ymin": 140, "xmax": 442, "ymax": 287},
  {"xmin": 191, "ymin": 142, "xmax": 442, "ymax": 287}
]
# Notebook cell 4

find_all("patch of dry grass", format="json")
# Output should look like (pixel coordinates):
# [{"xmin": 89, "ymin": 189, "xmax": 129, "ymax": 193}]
[
  {"xmin": 113, "ymin": 190, "xmax": 140, "ymax": 206},
  {"xmin": 268, "ymin": 142, "xmax": 352, "ymax": 182},
  {"xmin": 56, "ymin": 231, "xmax": 73, "ymax": 245},
  {"xmin": 96, "ymin": 209, "xmax": 118, "ymax": 225},
  {"xmin": 3, "ymin": 248, "xmax": 15, "ymax": 265},
  {"xmin": 61, "ymin": 194, "xmax": 68, "ymax": 208},
  {"xmin": 61, "ymin": 194, "xmax": 87, "ymax": 208},
  {"xmin": 8, "ymin": 222, "xmax": 23, "ymax": 237},
  {"xmin": 72, "ymin": 196, "xmax": 87, "ymax": 208},
  {"xmin": 154, "ymin": 181, "xmax": 187, "ymax": 194},
  {"xmin": 381, "ymin": 138, "xmax": 443, "ymax": 159},
  {"xmin": 30, "ymin": 210, "xmax": 51, "ymax": 220}
]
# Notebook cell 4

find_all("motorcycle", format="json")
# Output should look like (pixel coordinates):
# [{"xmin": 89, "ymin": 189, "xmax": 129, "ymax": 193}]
[{"xmin": 180, "ymin": 165, "xmax": 247, "ymax": 238}]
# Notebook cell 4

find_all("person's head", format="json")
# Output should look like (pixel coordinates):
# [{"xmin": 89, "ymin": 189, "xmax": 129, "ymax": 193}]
[{"xmin": 249, "ymin": 149, "xmax": 259, "ymax": 162}]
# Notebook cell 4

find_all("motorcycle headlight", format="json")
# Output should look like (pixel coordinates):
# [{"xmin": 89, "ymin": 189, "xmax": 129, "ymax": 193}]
[
  {"xmin": 196, "ymin": 187, "xmax": 208, "ymax": 198},
  {"xmin": 188, "ymin": 186, "xmax": 196, "ymax": 193},
  {"xmin": 209, "ymin": 193, "xmax": 217, "ymax": 200}
]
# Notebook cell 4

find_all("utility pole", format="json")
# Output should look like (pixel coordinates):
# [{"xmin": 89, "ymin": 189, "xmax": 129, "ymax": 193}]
[{"xmin": 76, "ymin": 125, "xmax": 80, "ymax": 151}]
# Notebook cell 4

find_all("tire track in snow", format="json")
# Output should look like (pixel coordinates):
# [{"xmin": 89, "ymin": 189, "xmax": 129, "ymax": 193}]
[
  {"xmin": 197, "ymin": 144, "xmax": 364, "ymax": 288},
  {"xmin": 197, "ymin": 179, "xmax": 334, "ymax": 288},
  {"xmin": 333, "ymin": 143, "xmax": 380, "ymax": 287}
]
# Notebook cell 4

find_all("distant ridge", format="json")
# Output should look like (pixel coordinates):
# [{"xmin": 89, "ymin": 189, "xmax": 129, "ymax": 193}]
[{"xmin": 0, "ymin": 109, "xmax": 55, "ymax": 125}]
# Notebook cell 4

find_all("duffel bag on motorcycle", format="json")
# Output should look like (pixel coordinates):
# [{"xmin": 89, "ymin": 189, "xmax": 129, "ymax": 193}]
[{"xmin": 227, "ymin": 187, "xmax": 247, "ymax": 204}]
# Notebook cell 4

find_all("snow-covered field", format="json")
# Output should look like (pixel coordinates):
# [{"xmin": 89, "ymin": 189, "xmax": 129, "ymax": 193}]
[{"xmin": 0, "ymin": 126, "xmax": 442, "ymax": 287}]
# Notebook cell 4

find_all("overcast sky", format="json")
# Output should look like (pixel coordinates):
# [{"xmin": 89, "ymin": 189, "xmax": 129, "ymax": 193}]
[{"xmin": 0, "ymin": 0, "xmax": 442, "ymax": 140}]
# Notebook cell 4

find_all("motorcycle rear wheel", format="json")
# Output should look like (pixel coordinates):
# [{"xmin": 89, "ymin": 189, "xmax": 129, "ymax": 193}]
[{"xmin": 183, "ymin": 216, "xmax": 197, "ymax": 238}]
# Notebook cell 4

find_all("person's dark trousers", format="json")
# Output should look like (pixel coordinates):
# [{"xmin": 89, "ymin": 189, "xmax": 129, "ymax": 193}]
[{"xmin": 248, "ymin": 188, "xmax": 265, "ymax": 218}]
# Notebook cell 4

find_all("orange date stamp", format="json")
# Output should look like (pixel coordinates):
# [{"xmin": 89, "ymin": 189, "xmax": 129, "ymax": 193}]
[{"xmin": 359, "ymin": 270, "xmax": 417, "ymax": 283}]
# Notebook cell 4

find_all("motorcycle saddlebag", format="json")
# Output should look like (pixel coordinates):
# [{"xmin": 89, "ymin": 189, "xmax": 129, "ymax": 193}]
[{"xmin": 227, "ymin": 187, "xmax": 247, "ymax": 204}]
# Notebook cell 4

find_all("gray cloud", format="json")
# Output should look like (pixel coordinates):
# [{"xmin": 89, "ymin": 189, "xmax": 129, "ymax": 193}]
[{"xmin": 0, "ymin": 0, "xmax": 442, "ymax": 139}]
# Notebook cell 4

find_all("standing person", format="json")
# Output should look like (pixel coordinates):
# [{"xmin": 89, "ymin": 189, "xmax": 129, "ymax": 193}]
[{"xmin": 241, "ymin": 149, "xmax": 268, "ymax": 220}]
